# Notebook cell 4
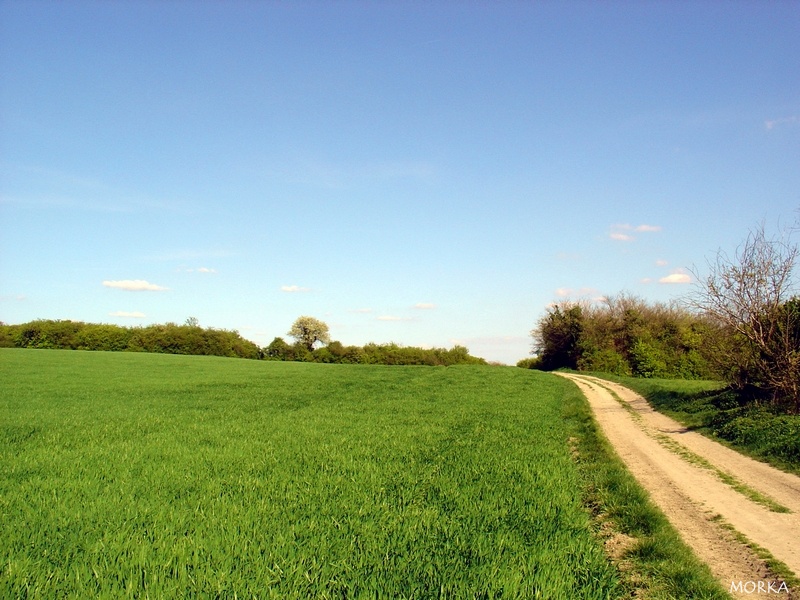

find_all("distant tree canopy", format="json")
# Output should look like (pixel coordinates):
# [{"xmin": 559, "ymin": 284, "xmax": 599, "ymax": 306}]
[
  {"xmin": 0, "ymin": 319, "xmax": 486, "ymax": 366},
  {"xmin": 0, "ymin": 320, "xmax": 261, "ymax": 360},
  {"xmin": 264, "ymin": 337, "xmax": 485, "ymax": 366}
]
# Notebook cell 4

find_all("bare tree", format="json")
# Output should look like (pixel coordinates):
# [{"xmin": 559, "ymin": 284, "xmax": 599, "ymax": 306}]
[{"xmin": 690, "ymin": 222, "xmax": 800, "ymax": 412}]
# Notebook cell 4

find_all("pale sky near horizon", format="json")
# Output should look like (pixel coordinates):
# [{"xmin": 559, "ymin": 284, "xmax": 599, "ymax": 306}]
[{"xmin": 1, "ymin": 1, "xmax": 798, "ymax": 364}]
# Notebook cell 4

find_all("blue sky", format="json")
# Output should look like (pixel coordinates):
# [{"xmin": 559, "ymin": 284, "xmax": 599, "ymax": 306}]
[{"xmin": 1, "ymin": 1, "xmax": 798, "ymax": 364}]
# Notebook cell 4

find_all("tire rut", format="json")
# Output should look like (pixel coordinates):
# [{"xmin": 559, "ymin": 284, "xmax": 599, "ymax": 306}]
[{"xmin": 557, "ymin": 372, "xmax": 800, "ymax": 598}]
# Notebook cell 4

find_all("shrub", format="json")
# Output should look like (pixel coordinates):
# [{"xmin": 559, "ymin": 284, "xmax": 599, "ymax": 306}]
[
  {"xmin": 629, "ymin": 340, "xmax": 668, "ymax": 378},
  {"xmin": 715, "ymin": 410, "xmax": 800, "ymax": 463},
  {"xmin": 578, "ymin": 348, "xmax": 631, "ymax": 375}
]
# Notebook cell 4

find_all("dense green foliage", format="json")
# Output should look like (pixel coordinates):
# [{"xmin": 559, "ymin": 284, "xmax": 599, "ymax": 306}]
[
  {"xmin": 596, "ymin": 375, "xmax": 800, "ymax": 474},
  {"xmin": 1, "ymin": 349, "xmax": 620, "ymax": 598},
  {"xmin": 266, "ymin": 337, "xmax": 486, "ymax": 366},
  {"xmin": 0, "ymin": 319, "xmax": 261, "ymax": 359},
  {"xmin": 527, "ymin": 295, "xmax": 717, "ymax": 380}
]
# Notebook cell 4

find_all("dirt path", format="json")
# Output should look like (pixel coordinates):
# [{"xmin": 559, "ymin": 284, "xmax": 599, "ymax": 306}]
[{"xmin": 557, "ymin": 373, "xmax": 800, "ymax": 598}]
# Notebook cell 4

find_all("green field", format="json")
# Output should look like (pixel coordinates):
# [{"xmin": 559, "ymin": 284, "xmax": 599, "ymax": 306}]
[{"xmin": 0, "ymin": 349, "xmax": 728, "ymax": 599}]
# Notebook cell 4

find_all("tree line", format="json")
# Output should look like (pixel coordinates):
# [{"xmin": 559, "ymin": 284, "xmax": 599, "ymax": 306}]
[
  {"xmin": 265, "ymin": 337, "xmax": 484, "ymax": 366},
  {"xmin": 0, "ymin": 319, "xmax": 262, "ymax": 359},
  {"xmin": 0, "ymin": 316, "xmax": 486, "ymax": 367},
  {"xmin": 524, "ymin": 222, "xmax": 800, "ymax": 414},
  {"xmin": 521, "ymin": 294, "xmax": 715, "ymax": 379}
]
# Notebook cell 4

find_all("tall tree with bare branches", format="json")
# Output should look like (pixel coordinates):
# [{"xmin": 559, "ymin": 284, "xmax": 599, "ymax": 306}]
[{"xmin": 690, "ymin": 222, "xmax": 800, "ymax": 412}]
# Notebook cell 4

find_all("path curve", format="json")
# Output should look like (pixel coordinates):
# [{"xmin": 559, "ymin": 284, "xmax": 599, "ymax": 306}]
[{"xmin": 557, "ymin": 373, "xmax": 800, "ymax": 598}]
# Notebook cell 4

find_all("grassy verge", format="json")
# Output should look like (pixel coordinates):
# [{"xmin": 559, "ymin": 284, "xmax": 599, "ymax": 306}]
[
  {"xmin": 560, "ymin": 378, "xmax": 731, "ymax": 599},
  {"xmin": 589, "ymin": 380, "xmax": 789, "ymax": 513},
  {"xmin": 590, "ymin": 374, "xmax": 800, "ymax": 476}
]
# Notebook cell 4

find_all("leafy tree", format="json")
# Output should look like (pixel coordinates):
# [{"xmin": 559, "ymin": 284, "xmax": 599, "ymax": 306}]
[
  {"xmin": 287, "ymin": 316, "xmax": 330, "ymax": 351},
  {"xmin": 265, "ymin": 337, "xmax": 293, "ymax": 361},
  {"xmin": 531, "ymin": 302, "xmax": 585, "ymax": 370}
]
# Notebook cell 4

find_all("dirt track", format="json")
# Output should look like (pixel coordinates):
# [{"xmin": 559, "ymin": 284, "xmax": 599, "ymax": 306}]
[{"xmin": 557, "ymin": 373, "xmax": 800, "ymax": 598}]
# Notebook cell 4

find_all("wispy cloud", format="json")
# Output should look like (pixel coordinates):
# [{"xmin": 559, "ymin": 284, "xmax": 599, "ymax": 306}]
[
  {"xmin": 610, "ymin": 231, "xmax": 635, "ymax": 241},
  {"xmin": 109, "ymin": 310, "xmax": 146, "ymax": 318},
  {"xmin": 765, "ymin": 116, "xmax": 800, "ymax": 130},
  {"xmin": 659, "ymin": 270, "xmax": 691, "ymax": 284},
  {"xmin": 103, "ymin": 280, "xmax": 168, "ymax": 291},
  {"xmin": 413, "ymin": 302, "xmax": 436, "ymax": 310},
  {"xmin": 350, "ymin": 308, "xmax": 373, "ymax": 314},
  {"xmin": 281, "ymin": 285, "xmax": 311, "ymax": 293},
  {"xmin": 377, "ymin": 315, "xmax": 414, "ymax": 322},
  {"xmin": 655, "ymin": 259, "xmax": 669, "ymax": 267},
  {"xmin": 609, "ymin": 223, "xmax": 662, "ymax": 241},
  {"xmin": 182, "ymin": 267, "xmax": 217, "ymax": 273}
]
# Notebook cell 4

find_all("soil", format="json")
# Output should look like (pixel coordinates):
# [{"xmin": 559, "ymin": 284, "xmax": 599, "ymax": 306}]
[{"xmin": 557, "ymin": 373, "xmax": 800, "ymax": 599}]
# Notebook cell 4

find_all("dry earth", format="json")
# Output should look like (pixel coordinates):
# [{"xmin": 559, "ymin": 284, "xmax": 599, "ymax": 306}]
[{"xmin": 557, "ymin": 373, "xmax": 800, "ymax": 599}]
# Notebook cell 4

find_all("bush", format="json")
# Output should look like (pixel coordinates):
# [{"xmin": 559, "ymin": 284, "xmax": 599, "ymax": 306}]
[
  {"xmin": 75, "ymin": 324, "xmax": 132, "ymax": 352},
  {"xmin": 716, "ymin": 409, "xmax": 800, "ymax": 463},
  {"xmin": 629, "ymin": 340, "xmax": 668, "ymax": 378},
  {"xmin": 578, "ymin": 348, "xmax": 631, "ymax": 376},
  {"xmin": 516, "ymin": 357, "xmax": 539, "ymax": 369}
]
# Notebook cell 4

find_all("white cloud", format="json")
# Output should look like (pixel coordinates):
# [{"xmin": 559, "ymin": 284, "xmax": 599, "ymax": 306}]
[
  {"xmin": 109, "ymin": 310, "xmax": 145, "ymax": 318},
  {"xmin": 377, "ymin": 315, "xmax": 403, "ymax": 321},
  {"xmin": 350, "ymin": 308, "xmax": 373, "ymax": 314},
  {"xmin": 765, "ymin": 116, "xmax": 800, "ymax": 130},
  {"xmin": 281, "ymin": 285, "xmax": 311, "ymax": 293},
  {"xmin": 413, "ymin": 302, "xmax": 436, "ymax": 309},
  {"xmin": 610, "ymin": 223, "xmax": 661, "ymax": 241},
  {"xmin": 103, "ymin": 279, "xmax": 168, "ymax": 291},
  {"xmin": 182, "ymin": 266, "xmax": 217, "ymax": 273},
  {"xmin": 659, "ymin": 271, "xmax": 691, "ymax": 284},
  {"xmin": 610, "ymin": 232, "xmax": 635, "ymax": 241},
  {"xmin": 655, "ymin": 259, "xmax": 669, "ymax": 267}
]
